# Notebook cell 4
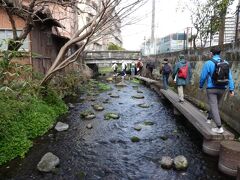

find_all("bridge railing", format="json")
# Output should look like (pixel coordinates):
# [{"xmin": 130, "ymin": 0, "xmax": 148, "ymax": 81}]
[{"xmin": 83, "ymin": 50, "xmax": 141, "ymax": 63}]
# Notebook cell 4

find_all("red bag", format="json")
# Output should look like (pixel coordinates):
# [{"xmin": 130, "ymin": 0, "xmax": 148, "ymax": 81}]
[{"xmin": 178, "ymin": 64, "xmax": 188, "ymax": 79}]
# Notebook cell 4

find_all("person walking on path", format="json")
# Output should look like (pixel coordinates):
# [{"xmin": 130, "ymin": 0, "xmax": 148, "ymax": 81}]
[
  {"xmin": 112, "ymin": 61, "xmax": 118, "ymax": 76},
  {"xmin": 121, "ymin": 60, "xmax": 127, "ymax": 80},
  {"xmin": 160, "ymin": 58, "xmax": 172, "ymax": 90},
  {"xmin": 199, "ymin": 47, "xmax": 234, "ymax": 134},
  {"xmin": 130, "ymin": 61, "xmax": 136, "ymax": 76},
  {"xmin": 172, "ymin": 54, "xmax": 192, "ymax": 103},
  {"xmin": 136, "ymin": 59, "xmax": 143, "ymax": 76}
]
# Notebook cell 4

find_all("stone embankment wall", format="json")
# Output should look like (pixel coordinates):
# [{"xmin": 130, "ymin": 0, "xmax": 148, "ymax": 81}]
[{"xmin": 146, "ymin": 44, "xmax": 240, "ymax": 134}]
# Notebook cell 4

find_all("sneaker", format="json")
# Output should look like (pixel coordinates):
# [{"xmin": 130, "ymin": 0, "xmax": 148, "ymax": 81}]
[
  {"xmin": 206, "ymin": 119, "xmax": 212, "ymax": 124},
  {"xmin": 211, "ymin": 127, "xmax": 224, "ymax": 134}
]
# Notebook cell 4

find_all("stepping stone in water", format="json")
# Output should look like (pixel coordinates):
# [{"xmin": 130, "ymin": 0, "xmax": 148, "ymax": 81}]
[
  {"xmin": 109, "ymin": 93, "xmax": 120, "ymax": 98},
  {"xmin": 80, "ymin": 110, "xmax": 96, "ymax": 120},
  {"xmin": 137, "ymin": 103, "xmax": 150, "ymax": 108},
  {"xmin": 37, "ymin": 152, "xmax": 60, "ymax": 172},
  {"xmin": 144, "ymin": 121, "xmax": 154, "ymax": 126},
  {"xmin": 173, "ymin": 155, "xmax": 188, "ymax": 170},
  {"xmin": 92, "ymin": 104, "xmax": 104, "ymax": 111},
  {"xmin": 137, "ymin": 90, "xmax": 143, "ymax": 93},
  {"xmin": 86, "ymin": 123, "xmax": 93, "ymax": 129},
  {"xmin": 106, "ymin": 77, "xmax": 113, "ymax": 81},
  {"xmin": 68, "ymin": 103, "xmax": 75, "ymax": 109},
  {"xmin": 160, "ymin": 156, "xmax": 173, "ymax": 169},
  {"xmin": 160, "ymin": 135, "xmax": 168, "ymax": 141},
  {"xmin": 116, "ymin": 82, "xmax": 127, "ymax": 87},
  {"xmin": 104, "ymin": 112, "xmax": 120, "ymax": 120},
  {"xmin": 132, "ymin": 95, "xmax": 144, "ymax": 99},
  {"xmin": 132, "ymin": 86, "xmax": 138, "ymax": 89},
  {"xmin": 134, "ymin": 125, "xmax": 142, "ymax": 131},
  {"xmin": 54, "ymin": 122, "xmax": 69, "ymax": 132},
  {"xmin": 131, "ymin": 136, "xmax": 140, "ymax": 142},
  {"xmin": 103, "ymin": 98, "xmax": 110, "ymax": 104}
]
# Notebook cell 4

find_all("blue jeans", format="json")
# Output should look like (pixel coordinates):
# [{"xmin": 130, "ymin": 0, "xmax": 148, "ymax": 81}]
[{"xmin": 163, "ymin": 73, "xmax": 169, "ymax": 90}]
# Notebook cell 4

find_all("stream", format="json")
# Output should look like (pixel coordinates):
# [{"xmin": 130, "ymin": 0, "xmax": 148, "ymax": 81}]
[{"xmin": 0, "ymin": 78, "xmax": 234, "ymax": 180}]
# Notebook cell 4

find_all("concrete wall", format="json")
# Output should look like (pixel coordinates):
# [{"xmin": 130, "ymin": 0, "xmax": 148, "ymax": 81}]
[{"xmin": 147, "ymin": 44, "xmax": 240, "ymax": 134}]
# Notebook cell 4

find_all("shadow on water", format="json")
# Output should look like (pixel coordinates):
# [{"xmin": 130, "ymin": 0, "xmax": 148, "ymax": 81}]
[{"xmin": 0, "ymin": 78, "xmax": 235, "ymax": 180}]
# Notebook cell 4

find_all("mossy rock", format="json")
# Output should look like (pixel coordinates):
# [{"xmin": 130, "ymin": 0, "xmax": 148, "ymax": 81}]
[
  {"xmin": 198, "ymin": 101, "xmax": 206, "ymax": 110},
  {"xmin": 104, "ymin": 112, "xmax": 120, "ymax": 120},
  {"xmin": 160, "ymin": 135, "xmax": 168, "ymax": 141},
  {"xmin": 132, "ymin": 86, "xmax": 139, "ymax": 89},
  {"xmin": 137, "ymin": 103, "xmax": 150, "ymax": 108},
  {"xmin": 116, "ymin": 82, "xmax": 127, "ymax": 87},
  {"xmin": 132, "ymin": 95, "xmax": 144, "ymax": 99},
  {"xmin": 144, "ymin": 121, "xmax": 154, "ymax": 126},
  {"xmin": 106, "ymin": 77, "xmax": 113, "ymax": 81},
  {"xmin": 131, "ymin": 136, "xmax": 140, "ymax": 142},
  {"xmin": 80, "ymin": 111, "xmax": 96, "ymax": 120},
  {"xmin": 92, "ymin": 104, "xmax": 104, "ymax": 111},
  {"xmin": 134, "ymin": 125, "xmax": 142, "ymax": 131}
]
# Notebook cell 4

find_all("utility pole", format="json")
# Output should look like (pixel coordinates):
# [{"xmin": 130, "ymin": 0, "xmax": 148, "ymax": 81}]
[
  {"xmin": 235, "ymin": 0, "xmax": 240, "ymax": 42},
  {"xmin": 151, "ymin": 0, "xmax": 155, "ymax": 55}
]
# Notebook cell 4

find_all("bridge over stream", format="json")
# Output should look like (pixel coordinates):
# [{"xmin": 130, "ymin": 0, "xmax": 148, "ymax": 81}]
[{"xmin": 83, "ymin": 50, "xmax": 141, "ymax": 64}]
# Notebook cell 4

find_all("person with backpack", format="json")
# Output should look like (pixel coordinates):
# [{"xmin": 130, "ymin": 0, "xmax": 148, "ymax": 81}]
[
  {"xmin": 160, "ymin": 58, "xmax": 172, "ymax": 90},
  {"xmin": 121, "ymin": 60, "xmax": 127, "ymax": 79},
  {"xmin": 199, "ymin": 47, "xmax": 234, "ymax": 134},
  {"xmin": 172, "ymin": 54, "xmax": 192, "ymax": 103},
  {"xmin": 112, "ymin": 61, "xmax": 118, "ymax": 76}
]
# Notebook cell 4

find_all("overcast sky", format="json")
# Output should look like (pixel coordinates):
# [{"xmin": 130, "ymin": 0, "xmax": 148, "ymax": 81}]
[{"xmin": 121, "ymin": 0, "xmax": 238, "ymax": 50}]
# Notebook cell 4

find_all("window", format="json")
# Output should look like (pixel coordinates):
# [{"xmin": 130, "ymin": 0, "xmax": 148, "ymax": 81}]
[
  {"xmin": 177, "ymin": 33, "xmax": 186, "ymax": 40},
  {"xmin": 0, "ymin": 29, "xmax": 29, "ymax": 51}
]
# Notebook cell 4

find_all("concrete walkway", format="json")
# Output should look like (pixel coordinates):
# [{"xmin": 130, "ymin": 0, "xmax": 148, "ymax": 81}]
[{"xmin": 135, "ymin": 76, "xmax": 234, "ymax": 148}]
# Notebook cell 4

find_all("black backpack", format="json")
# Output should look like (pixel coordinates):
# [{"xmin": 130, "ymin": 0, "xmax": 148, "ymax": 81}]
[
  {"xmin": 163, "ymin": 64, "xmax": 171, "ymax": 74},
  {"xmin": 211, "ymin": 59, "xmax": 229, "ymax": 86}
]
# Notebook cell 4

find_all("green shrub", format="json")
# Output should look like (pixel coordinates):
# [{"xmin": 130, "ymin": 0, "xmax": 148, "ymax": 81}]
[{"xmin": 0, "ymin": 91, "xmax": 67, "ymax": 165}]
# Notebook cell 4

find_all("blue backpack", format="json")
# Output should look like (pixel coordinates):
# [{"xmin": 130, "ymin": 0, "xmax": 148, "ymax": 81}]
[{"xmin": 163, "ymin": 64, "xmax": 171, "ymax": 74}]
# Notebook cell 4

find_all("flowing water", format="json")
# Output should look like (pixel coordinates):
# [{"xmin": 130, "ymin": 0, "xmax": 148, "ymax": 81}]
[{"xmin": 0, "ymin": 79, "xmax": 234, "ymax": 180}]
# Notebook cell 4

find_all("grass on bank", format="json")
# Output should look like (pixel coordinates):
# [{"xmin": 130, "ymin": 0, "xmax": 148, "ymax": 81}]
[{"xmin": 0, "ymin": 90, "xmax": 67, "ymax": 165}]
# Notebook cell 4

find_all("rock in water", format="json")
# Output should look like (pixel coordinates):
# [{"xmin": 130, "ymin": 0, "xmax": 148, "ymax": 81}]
[
  {"xmin": 173, "ymin": 155, "xmax": 188, "ymax": 170},
  {"xmin": 138, "ymin": 103, "xmax": 150, "ymax": 108},
  {"xmin": 68, "ymin": 103, "xmax": 75, "ymax": 108},
  {"xmin": 104, "ymin": 112, "xmax": 120, "ymax": 120},
  {"xmin": 86, "ymin": 123, "xmax": 93, "ymax": 129},
  {"xmin": 131, "ymin": 136, "xmax": 140, "ymax": 142},
  {"xmin": 116, "ymin": 82, "xmax": 127, "ymax": 87},
  {"xmin": 92, "ymin": 104, "xmax": 104, "ymax": 111},
  {"xmin": 134, "ymin": 125, "xmax": 142, "ymax": 131},
  {"xmin": 37, "ymin": 152, "xmax": 60, "ymax": 172},
  {"xmin": 160, "ymin": 156, "xmax": 173, "ymax": 169},
  {"xmin": 55, "ymin": 122, "xmax": 69, "ymax": 131},
  {"xmin": 132, "ymin": 95, "xmax": 144, "ymax": 99}
]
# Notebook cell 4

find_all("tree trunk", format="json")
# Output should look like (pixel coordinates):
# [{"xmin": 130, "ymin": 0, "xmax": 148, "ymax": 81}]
[{"xmin": 218, "ymin": 17, "xmax": 225, "ymax": 48}]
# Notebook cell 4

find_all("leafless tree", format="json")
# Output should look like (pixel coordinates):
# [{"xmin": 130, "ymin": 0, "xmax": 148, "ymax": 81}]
[{"xmin": 0, "ymin": 0, "xmax": 146, "ymax": 86}]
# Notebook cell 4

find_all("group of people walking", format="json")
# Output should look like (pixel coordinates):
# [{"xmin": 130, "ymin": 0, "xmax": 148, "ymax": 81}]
[
  {"xmin": 111, "ymin": 59, "xmax": 143, "ymax": 78},
  {"xmin": 160, "ymin": 46, "xmax": 235, "ymax": 134}
]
